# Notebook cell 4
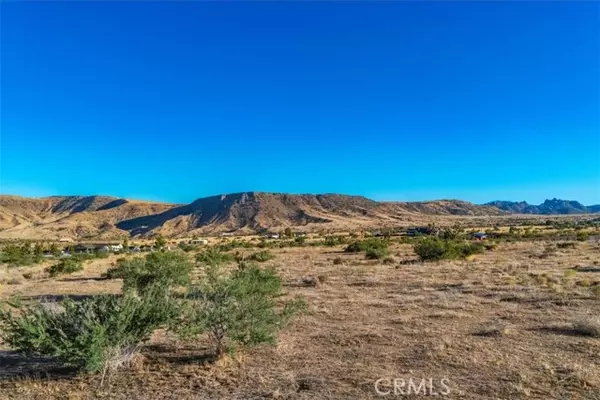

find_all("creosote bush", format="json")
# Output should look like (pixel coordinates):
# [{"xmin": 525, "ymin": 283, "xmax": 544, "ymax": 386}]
[
  {"xmin": 576, "ymin": 231, "xmax": 589, "ymax": 242},
  {"xmin": 195, "ymin": 247, "xmax": 235, "ymax": 266},
  {"xmin": 0, "ymin": 243, "xmax": 44, "ymax": 267},
  {"xmin": 414, "ymin": 238, "xmax": 485, "ymax": 262},
  {"xmin": 345, "ymin": 238, "xmax": 388, "ymax": 252},
  {"xmin": 104, "ymin": 251, "xmax": 192, "ymax": 294},
  {"xmin": 322, "ymin": 235, "xmax": 348, "ymax": 246},
  {"xmin": 46, "ymin": 258, "xmax": 83, "ymax": 277},
  {"xmin": 175, "ymin": 263, "xmax": 306, "ymax": 357},
  {"xmin": 365, "ymin": 247, "xmax": 389, "ymax": 260},
  {"xmin": 247, "ymin": 250, "xmax": 275, "ymax": 263},
  {"xmin": 0, "ymin": 283, "xmax": 178, "ymax": 374}
]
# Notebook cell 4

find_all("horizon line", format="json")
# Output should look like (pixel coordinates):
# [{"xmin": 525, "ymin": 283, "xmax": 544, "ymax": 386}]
[{"xmin": 0, "ymin": 191, "xmax": 596, "ymax": 207}]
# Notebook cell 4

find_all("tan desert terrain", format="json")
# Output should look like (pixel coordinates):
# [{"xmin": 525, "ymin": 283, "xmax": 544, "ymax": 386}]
[{"xmin": 1, "ymin": 231, "xmax": 599, "ymax": 399}]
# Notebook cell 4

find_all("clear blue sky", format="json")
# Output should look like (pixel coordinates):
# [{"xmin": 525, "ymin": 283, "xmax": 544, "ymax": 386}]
[{"xmin": 1, "ymin": 2, "xmax": 598, "ymax": 205}]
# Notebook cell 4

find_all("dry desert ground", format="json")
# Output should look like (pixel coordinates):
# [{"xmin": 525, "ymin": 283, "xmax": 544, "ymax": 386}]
[{"xmin": 0, "ymin": 237, "xmax": 599, "ymax": 399}]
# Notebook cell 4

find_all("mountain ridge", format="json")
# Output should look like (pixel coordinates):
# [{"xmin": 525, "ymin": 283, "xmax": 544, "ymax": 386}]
[
  {"xmin": 486, "ymin": 198, "xmax": 600, "ymax": 215},
  {"xmin": 0, "ymin": 192, "xmax": 597, "ymax": 239}
]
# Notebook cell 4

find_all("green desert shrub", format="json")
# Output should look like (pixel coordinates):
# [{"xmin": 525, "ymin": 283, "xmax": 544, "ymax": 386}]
[
  {"xmin": 414, "ymin": 238, "xmax": 484, "ymax": 262},
  {"xmin": 294, "ymin": 236, "xmax": 306, "ymax": 246},
  {"xmin": 343, "ymin": 238, "xmax": 389, "ymax": 259},
  {"xmin": 105, "ymin": 252, "xmax": 192, "ymax": 294},
  {"xmin": 483, "ymin": 241, "xmax": 498, "ymax": 251},
  {"xmin": 557, "ymin": 242, "xmax": 577, "ymax": 249},
  {"xmin": 217, "ymin": 239, "xmax": 253, "ymax": 252},
  {"xmin": 46, "ymin": 258, "xmax": 83, "ymax": 277},
  {"xmin": 365, "ymin": 247, "xmax": 389, "ymax": 260},
  {"xmin": 0, "ymin": 284, "xmax": 178, "ymax": 374},
  {"xmin": 247, "ymin": 250, "xmax": 275, "ymax": 263},
  {"xmin": 175, "ymin": 264, "xmax": 306, "ymax": 356},
  {"xmin": 576, "ymin": 231, "xmax": 589, "ymax": 242},
  {"xmin": 195, "ymin": 247, "xmax": 235, "ymax": 266},
  {"xmin": 323, "ymin": 235, "xmax": 348, "ymax": 247},
  {"xmin": 344, "ymin": 241, "xmax": 363, "ymax": 253},
  {"xmin": 177, "ymin": 242, "xmax": 198, "ymax": 252},
  {"xmin": 0, "ymin": 243, "xmax": 43, "ymax": 267}
]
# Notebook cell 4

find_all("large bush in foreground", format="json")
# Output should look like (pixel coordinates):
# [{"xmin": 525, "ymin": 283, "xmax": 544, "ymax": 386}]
[
  {"xmin": 0, "ymin": 284, "xmax": 177, "ymax": 374},
  {"xmin": 414, "ymin": 238, "xmax": 484, "ymax": 261},
  {"xmin": 175, "ymin": 264, "xmax": 306, "ymax": 356}
]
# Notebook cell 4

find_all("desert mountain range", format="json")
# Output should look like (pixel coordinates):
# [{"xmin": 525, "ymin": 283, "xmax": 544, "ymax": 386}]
[{"xmin": 0, "ymin": 192, "xmax": 597, "ymax": 240}]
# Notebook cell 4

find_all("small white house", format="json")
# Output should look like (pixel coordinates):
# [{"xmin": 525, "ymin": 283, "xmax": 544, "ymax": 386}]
[
  {"xmin": 190, "ymin": 239, "xmax": 209, "ymax": 245},
  {"xmin": 110, "ymin": 244, "xmax": 124, "ymax": 252}
]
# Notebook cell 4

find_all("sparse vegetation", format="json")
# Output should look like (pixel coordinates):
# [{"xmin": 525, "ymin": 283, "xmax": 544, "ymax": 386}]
[
  {"xmin": 195, "ymin": 247, "xmax": 235, "ymax": 266},
  {"xmin": 46, "ymin": 258, "xmax": 83, "ymax": 277},
  {"xmin": 414, "ymin": 238, "xmax": 485, "ymax": 261},
  {"xmin": 175, "ymin": 263, "xmax": 306, "ymax": 356},
  {"xmin": 0, "ymin": 228, "xmax": 599, "ymax": 398},
  {"xmin": 0, "ymin": 243, "xmax": 43, "ymax": 267},
  {"xmin": 247, "ymin": 250, "xmax": 275, "ymax": 262},
  {"xmin": 0, "ymin": 284, "xmax": 178, "ymax": 374},
  {"xmin": 105, "ymin": 251, "xmax": 192, "ymax": 294},
  {"xmin": 322, "ymin": 235, "xmax": 348, "ymax": 247},
  {"xmin": 576, "ymin": 231, "xmax": 589, "ymax": 242},
  {"xmin": 365, "ymin": 247, "xmax": 389, "ymax": 260},
  {"xmin": 344, "ymin": 238, "xmax": 387, "ymax": 252},
  {"xmin": 557, "ymin": 241, "xmax": 577, "ymax": 249}
]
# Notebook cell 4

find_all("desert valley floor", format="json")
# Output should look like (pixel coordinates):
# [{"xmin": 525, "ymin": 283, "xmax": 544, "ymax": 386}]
[{"xmin": 1, "ymin": 237, "xmax": 599, "ymax": 399}]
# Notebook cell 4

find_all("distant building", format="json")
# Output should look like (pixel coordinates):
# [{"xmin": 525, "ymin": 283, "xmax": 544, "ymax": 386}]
[
  {"xmin": 190, "ymin": 239, "xmax": 208, "ymax": 245},
  {"xmin": 472, "ymin": 232, "xmax": 488, "ymax": 240},
  {"xmin": 110, "ymin": 244, "xmax": 124, "ymax": 252},
  {"xmin": 74, "ymin": 244, "xmax": 96, "ymax": 253},
  {"xmin": 59, "ymin": 237, "xmax": 74, "ymax": 243},
  {"xmin": 407, "ymin": 226, "xmax": 438, "ymax": 237}
]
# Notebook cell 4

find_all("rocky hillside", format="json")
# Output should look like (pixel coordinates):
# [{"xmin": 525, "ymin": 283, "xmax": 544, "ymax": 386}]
[
  {"xmin": 1, "ymin": 192, "xmax": 595, "ymax": 239},
  {"xmin": 486, "ymin": 199, "xmax": 600, "ymax": 215},
  {"xmin": 0, "ymin": 195, "xmax": 176, "ymax": 240},
  {"xmin": 115, "ymin": 192, "xmax": 508, "ymax": 237}
]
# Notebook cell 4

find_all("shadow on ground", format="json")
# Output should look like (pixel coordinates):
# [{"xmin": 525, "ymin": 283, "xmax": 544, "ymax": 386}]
[
  {"xmin": 0, "ymin": 351, "xmax": 78, "ymax": 381},
  {"xmin": 57, "ymin": 276, "xmax": 109, "ymax": 282},
  {"xmin": 20, "ymin": 294, "xmax": 115, "ymax": 303},
  {"xmin": 531, "ymin": 326, "xmax": 591, "ymax": 337}
]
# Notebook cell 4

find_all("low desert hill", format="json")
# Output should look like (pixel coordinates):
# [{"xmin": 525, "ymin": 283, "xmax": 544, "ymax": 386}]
[
  {"xmin": 0, "ymin": 192, "xmax": 596, "ymax": 240},
  {"xmin": 0, "ymin": 195, "xmax": 176, "ymax": 240}
]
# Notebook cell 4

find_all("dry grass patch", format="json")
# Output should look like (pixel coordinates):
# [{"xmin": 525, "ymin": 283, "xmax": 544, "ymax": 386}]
[{"xmin": 572, "ymin": 316, "xmax": 600, "ymax": 338}]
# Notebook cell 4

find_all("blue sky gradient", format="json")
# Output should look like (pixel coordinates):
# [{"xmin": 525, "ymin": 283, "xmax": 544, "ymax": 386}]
[{"xmin": 1, "ymin": 2, "xmax": 598, "ymax": 204}]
